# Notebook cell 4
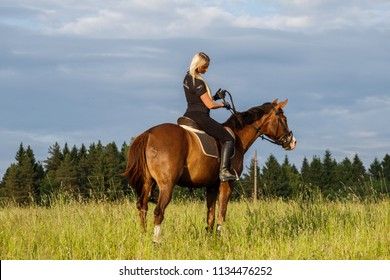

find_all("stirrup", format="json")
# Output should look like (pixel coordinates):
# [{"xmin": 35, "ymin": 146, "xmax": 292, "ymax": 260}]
[{"xmin": 219, "ymin": 169, "xmax": 238, "ymax": 182}]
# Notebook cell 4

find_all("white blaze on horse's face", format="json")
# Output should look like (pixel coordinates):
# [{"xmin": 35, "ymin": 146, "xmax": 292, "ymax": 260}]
[
  {"xmin": 288, "ymin": 135, "xmax": 297, "ymax": 150},
  {"xmin": 281, "ymin": 131, "xmax": 297, "ymax": 151}
]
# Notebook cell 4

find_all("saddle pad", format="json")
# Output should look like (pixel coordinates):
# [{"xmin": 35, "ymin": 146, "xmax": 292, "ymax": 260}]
[{"xmin": 179, "ymin": 125, "xmax": 219, "ymax": 158}]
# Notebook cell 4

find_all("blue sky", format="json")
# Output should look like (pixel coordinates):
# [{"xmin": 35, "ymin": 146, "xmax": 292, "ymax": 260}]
[{"xmin": 1, "ymin": 0, "xmax": 390, "ymax": 178}]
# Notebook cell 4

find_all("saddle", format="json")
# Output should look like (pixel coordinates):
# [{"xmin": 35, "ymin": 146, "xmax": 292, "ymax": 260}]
[{"xmin": 177, "ymin": 117, "xmax": 235, "ymax": 159}]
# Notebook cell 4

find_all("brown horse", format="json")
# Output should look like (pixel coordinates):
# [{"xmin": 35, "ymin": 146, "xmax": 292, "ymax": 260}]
[{"xmin": 124, "ymin": 99, "xmax": 296, "ymax": 242}]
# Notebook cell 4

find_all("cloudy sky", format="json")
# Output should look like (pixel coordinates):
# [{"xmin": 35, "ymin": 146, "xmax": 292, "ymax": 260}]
[{"xmin": 1, "ymin": 0, "xmax": 390, "ymax": 178}]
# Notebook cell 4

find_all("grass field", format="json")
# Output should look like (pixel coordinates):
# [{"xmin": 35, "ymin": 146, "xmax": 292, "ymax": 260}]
[{"xmin": 0, "ymin": 198, "xmax": 389, "ymax": 260}]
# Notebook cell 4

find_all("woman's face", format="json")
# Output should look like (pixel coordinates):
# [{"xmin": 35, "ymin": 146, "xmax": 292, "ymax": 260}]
[{"xmin": 197, "ymin": 62, "xmax": 209, "ymax": 74}]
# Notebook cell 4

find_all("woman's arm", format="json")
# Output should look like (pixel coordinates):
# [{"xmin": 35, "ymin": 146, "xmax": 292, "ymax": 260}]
[{"xmin": 200, "ymin": 92, "xmax": 225, "ymax": 109}]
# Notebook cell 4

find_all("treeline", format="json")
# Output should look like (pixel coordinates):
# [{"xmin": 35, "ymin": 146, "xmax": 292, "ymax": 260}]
[
  {"xmin": 0, "ymin": 142, "xmax": 389, "ymax": 205},
  {"xmin": 0, "ymin": 142, "xmax": 130, "ymax": 205},
  {"xmin": 239, "ymin": 150, "xmax": 390, "ymax": 201}
]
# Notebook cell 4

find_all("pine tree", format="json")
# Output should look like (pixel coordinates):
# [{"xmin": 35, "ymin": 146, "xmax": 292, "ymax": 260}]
[
  {"xmin": 104, "ymin": 142, "xmax": 124, "ymax": 199},
  {"xmin": 368, "ymin": 158, "xmax": 382, "ymax": 180},
  {"xmin": 381, "ymin": 154, "xmax": 390, "ymax": 182},
  {"xmin": 62, "ymin": 143, "xmax": 70, "ymax": 157},
  {"xmin": 120, "ymin": 142, "xmax": 129, "ymax": 174},
  {"xmin": 278, "ymin": 155, "xmax": 294, "ymax": 198},
  {"xmin": 43, "ymin": 142, "xmax": 64, "ymax": 195},
  {"xmin": 283, "ymin": 156, "xmax": 301, "ymax": 198},
  {"xmin": 308, "ymin": 156, "xmax": 322, "ymax": 187},
  {"xmin": 0, "ymin": 168, "xmax": 8, "ymax": 199},
  {"xmin": 0, "ymin": 144, "xmax": 43, "ymax": 204},
  {"xmin": 338, "ymin": 157, "xmax": 353, "ymax": 186},
  {"xmin": 77, "ymin": 144, "xmax": 90, "ymax": 197},
  {"xmin": 321, "ymin": 150, "xmax": 337, "ymax": 194},
  {"xmin": 351, "ymin": 154, "xmax": 366, "ymax": 182},
  {"xmin": 260, "ymin": 154, "xmax": 281, "ymax": 197},
  {"xmin": 120, "ymin": 142, "xmax": 130, "ymax": 194},
  {"xmin": 44, "ymin": 142, "xmax": 64, "ymax": 175},
  {"xmin": 1, "ymin": 164, "xmax": 21, "ymax": 202},
  {"xmin": 300, "ymin": 156, "xmax": 310, "ymax": 183},
  {"xmin": 56, "ymin": 153, "xmax": 78, "ymax": 195},
  {"xmin": 93, "ymin": 141, "xmax": 105, "ymax": 176},
  {"xmin": 23, "ymin": 145, "xmax": 44, "ymax": 202},
  {"xmin": 87, "ymin": 141, "xmax": 106, "ymax": 198},
  {"xmin": 70, "ymin": 145, "xmax": 79, "ymax": 163},
  {"xmin": 15, "ymin": 143, "xmax": 25, "ymax": 164}
]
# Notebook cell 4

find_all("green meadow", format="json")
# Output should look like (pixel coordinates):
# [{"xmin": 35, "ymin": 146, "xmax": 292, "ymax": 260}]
[{"xmin": 1, "ymin": 197, "xmax": 389, "ymax": 260}]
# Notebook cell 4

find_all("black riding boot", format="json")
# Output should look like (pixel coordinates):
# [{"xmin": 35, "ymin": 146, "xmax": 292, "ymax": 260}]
[{"xmin": 219, "ymin": 141, "xmax": 237, "ymax": 182}]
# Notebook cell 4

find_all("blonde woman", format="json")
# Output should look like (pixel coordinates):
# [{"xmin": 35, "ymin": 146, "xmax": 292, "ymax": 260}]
[{"xmin": 183, "ymin": 52, "xmax": 236, "ymax": 182}]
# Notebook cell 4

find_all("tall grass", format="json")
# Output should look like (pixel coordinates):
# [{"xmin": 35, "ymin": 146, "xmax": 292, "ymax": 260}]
[{"xmin": 0, "ymin": 196, "xmax": 389, "ymax": 260}]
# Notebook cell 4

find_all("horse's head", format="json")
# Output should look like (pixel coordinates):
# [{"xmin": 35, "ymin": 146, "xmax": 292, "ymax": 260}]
[
  {"xmin": 223, "ymin": 98, "xmax": 297, "ymax": 151},
  {"xmin": 263, "ymin": 99, "xmax": 296, "ymax": 150},
  {"xmin": 252, "ymin": 99, "xmax": 297, "ymax": 151}
]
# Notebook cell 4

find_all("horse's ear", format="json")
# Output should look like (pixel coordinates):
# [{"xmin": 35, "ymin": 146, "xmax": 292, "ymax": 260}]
[
  {"xmin": 277, "ymin": 99, "xmax": 288, "ymax": 109},
  {"xmin": 272, "ymin": 98, "xmax": 278, "ymax": 104}
]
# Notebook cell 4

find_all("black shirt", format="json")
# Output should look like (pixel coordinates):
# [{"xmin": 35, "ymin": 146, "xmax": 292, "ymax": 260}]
[{"xmin": 183, "ymin": 72, "xmax": 209, "ymax": 114}]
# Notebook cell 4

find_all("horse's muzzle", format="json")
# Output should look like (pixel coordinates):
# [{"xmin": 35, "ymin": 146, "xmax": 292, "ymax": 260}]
[
  {"xmin": 287, "ymin": 136, "xmax": 297, "ymax": 150},
  {"xmin": 282, "ymin": 132, "xmax": 297, "ymax": 151}
]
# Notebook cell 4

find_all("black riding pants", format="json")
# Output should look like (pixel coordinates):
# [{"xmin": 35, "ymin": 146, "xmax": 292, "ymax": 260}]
[{"xmin": 184, "ymin": 111, "xmax": 234, "ymax": 143}]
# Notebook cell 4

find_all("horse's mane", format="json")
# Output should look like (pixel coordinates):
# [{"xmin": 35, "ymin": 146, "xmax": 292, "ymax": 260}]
[{"xmin": 223, "ymin": 102, "xmax": 274, "ymax": 130}]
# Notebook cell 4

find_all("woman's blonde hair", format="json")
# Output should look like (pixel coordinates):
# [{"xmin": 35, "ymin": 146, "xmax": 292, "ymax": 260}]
[{"xmin": 189, "ymin": 52, "xmax": 212, "ymax": 97}]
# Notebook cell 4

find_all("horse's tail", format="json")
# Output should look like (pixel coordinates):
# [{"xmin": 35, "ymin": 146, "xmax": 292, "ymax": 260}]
[{"xmin": 123, "ymin": 132, "xmax": 150, "ymax": 196}]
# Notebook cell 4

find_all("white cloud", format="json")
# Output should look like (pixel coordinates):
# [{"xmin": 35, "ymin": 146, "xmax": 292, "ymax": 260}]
[
  {"xmin": 349, "ymin": 131, "xmax": 377, "ymax": 138},
  {"xmin": 55, "ymin": 10, "xmax": 125, "ymax": 36},
  {"xmin": 3, "ymin": 0, "xmax": 390, "ymax": 39},
  {"xmin": 319, "ymin": 108, "xmax": 350, "ymax": 117},
  {"xmin": 359, "ymin": 96, "xmax": 390, "ymax": 106},
  {"xmin": 233, "ymin": 15, "xmax": 311, "ymax": 30}
]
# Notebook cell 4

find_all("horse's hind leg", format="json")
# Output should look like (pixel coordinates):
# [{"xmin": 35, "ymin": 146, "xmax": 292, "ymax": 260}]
[
  {"xmin": 136, "ymin": 177, "xmax": 153, "ymax": 232},
  {"xmin": 153, "ymin": 182, "xmax": 174, "ymax": 243}
]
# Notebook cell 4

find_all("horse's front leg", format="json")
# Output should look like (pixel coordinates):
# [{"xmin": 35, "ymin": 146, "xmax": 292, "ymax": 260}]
[
  {"xmin": 206, "ymin": 183, "xmax": 219, "ymax": 233},
  {"xmin": 216, "ymin": 181, "xmax": 233, "ymax": 234}
]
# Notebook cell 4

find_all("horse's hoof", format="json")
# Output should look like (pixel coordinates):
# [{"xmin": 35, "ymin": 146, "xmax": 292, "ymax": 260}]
[
  {"xmin": 205, "ymin": 227, "xmax": 214, "ymax": 234},
  {"xmin": 216, "ymin": 224, "xmax": 222, "ymax": 236},
  {"xmin": 153, "ymin": 225, "xmax": 161, "ymax": 244}
]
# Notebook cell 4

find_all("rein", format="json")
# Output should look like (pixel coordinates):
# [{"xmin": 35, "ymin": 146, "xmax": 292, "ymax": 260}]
[{"xmin": 223, "ymin": 90, "xmax": 244, "ymax": 128}]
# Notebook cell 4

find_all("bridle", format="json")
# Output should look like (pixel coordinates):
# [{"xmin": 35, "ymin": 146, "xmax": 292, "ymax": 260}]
[{"xmin": 251, "ymin": 106, "xmax": 294, "ymax": 149}]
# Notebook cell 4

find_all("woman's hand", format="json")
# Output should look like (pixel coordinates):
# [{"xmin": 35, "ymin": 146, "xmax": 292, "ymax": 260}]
[
  {"xmin": 222, "ymin": 101, "xmax": 231, "ymax": 110},
  {"xmin": 213, "ymin": 88, "xmax": 226, "ymax": 100}
]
